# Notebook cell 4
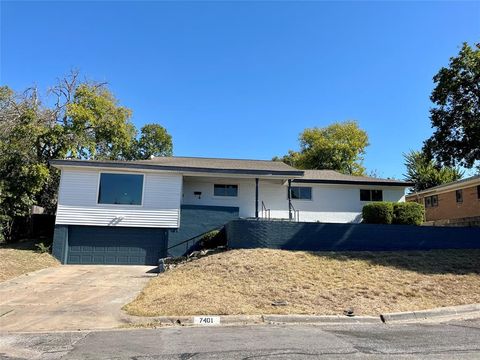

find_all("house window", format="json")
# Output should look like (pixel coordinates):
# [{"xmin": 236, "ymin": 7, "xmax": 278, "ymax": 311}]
[
  {"xmin": 98, "ymin": 173, "xmax": 144, "ymax": 205},
  {"xmin": 360, "ymin": 190, "xmax": 370, "ymax": 201},
  {"xmin": 214, "ymin": 184, "xmax": 238, "ymax": 197},
  {"xmin": 289, "ymin": 186, "xmax": 312, "ymax": 200},
  {"xmin": 477, "ymin": 185, "xmax": 480, "ymax": 200},
  {"xmin": 424, "ymin": 195, "xmax": 438, "ymax": 208},
  {"xmin": 425, "ymin": 197, "xmax": 432, "ymax": 208},
  {"xmin": 360, "ymin": 189, "xmax": 383, "ymax": 202},
  {"xmin": 456, "ymin": 189, "xmax": 463, "ymax": 203}
]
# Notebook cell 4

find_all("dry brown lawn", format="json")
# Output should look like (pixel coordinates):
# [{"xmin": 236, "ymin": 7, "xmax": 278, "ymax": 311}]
[
  {"xmin": 124, "ymin": 249, "xmax": 480, "ymax": 316},
  {"xmin": 0, "ymin": 245, "xmax": 59, "ymax": 282}
]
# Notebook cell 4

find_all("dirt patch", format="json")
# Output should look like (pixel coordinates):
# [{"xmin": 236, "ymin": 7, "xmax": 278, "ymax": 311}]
[
  {"xmin": 124, "ymin": 249, "xmax": 480, "ymax": 316},
  {"xmin": 0, "ymin": 246, "xmax": 59, "ymax": 282}
]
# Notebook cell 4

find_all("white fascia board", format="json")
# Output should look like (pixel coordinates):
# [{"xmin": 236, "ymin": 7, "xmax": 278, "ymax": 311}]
[{"xmin": 54, "ymin": 164, "xmax": 301, "ymax": 179}]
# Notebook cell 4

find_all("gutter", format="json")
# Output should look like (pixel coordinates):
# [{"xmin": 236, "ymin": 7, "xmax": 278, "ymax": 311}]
[
  {"xmin": 49, "ymin": 159, "xmax": 305, "ymax": 178},
  {"xmin": 293, "ymin": 178, "xmax": 414, "ymax": 187}
]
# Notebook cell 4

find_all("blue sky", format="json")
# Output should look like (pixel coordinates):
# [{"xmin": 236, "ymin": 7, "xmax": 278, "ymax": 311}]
[{"xmin": 1, "ymin": 1, "xmax": 479, "ymax": 178}]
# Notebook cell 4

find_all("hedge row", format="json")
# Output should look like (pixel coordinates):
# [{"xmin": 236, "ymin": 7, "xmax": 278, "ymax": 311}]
[{"xmin": 362, "ymin": 202, "xmax": 424, "ymax": 225}]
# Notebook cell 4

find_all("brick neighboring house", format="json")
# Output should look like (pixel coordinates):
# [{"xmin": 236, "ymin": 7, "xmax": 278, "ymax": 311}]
[{"xmin": 406, "ymin": 175, "xmax": 480, "ymax": 225}]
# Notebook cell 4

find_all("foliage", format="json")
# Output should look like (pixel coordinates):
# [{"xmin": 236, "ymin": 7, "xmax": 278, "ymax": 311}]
[
  {"xmin": 0, "ymin": 87, "xmax": 51, "ymax": 240},
  {"xmin": 362, "ymin": 201, "xmax": 425, "ymax": 225},
  {"xmin": 199, "ymin": 229, "xmax": 226, "ymax": 249},
  {"xmin": 201, "ymin": 230, "xmax": 220, "ymax": 242},
  {"xmin": 0, "ymin": 217, "xmax": 5, "ymax": 243},
  {"xmin": 134, "ymin": 124, "xmax": 173, "ymax": 159},
  {"xmin": 274, "ymin": 121, "xmax": 369, "ymax": 175},
  {"xmin": 362, "ymin": 202, "xmax": 394, "ymax": 224},
  {"xmin": 403, "ymin": 150, "xmax": 463, "ymax": 192},
  {"xmin": 65, "ymin": 83, "xmax": 136, "ymax": 160},
  {"xmin": 35, "ymin": 242, "xmax": 51, "ymax": 254},
  {"xmin": 423, "ymin": 43, "xmax": 480, "ymax": 170},
  {"xmin": 392, "ymin": 202, "xmax": 425, "ymax": 226},
  {"xmin": 0, "ymin": 71, "xmax": 173, "ymax": 242}
]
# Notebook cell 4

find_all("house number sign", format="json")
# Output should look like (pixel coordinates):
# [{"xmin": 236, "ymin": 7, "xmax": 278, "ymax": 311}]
[{"xmin": 193, "ymin": 316, "xmax": 221, "ymax": 326}]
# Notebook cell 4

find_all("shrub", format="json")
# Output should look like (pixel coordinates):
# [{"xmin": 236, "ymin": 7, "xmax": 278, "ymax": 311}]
[
  {"xmin": 393, "ymin": 202, "xmax": 425, "ymax": 225},
  {"xmin": 0, "ymin": 221, "xmax": 4, "ymax": 244},
  {"xmin": 0, "ymin": 214, "xmax": 11, "ymax": 243},
  {"xmin": 362, "ymin": 202, "xmax": 394, "ymax": 224},
  {"xmin": 199, "ymin": 229, "xmax": 227, "ymax": 249},
  {"xmin": 35, "ymin": 242, "xmax": 51, "ymax": 253}
]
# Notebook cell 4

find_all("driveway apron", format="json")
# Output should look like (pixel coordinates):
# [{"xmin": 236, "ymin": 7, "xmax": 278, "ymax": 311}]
[{"xmin": 0, "ymin": 265, "xmax": 156, "ymax": 332}]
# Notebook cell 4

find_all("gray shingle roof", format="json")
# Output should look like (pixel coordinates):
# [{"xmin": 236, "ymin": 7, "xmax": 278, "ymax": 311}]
[
  {"xmin": 138, "ymin": 156, "xmax": 298, "ymax": 172},
  {"xmin": 50, "ymin": 156, "xmax": 412, "ymax": 186},
  {"xmin": 50, "ymin": 156, "xmax": 303, "ymax": 176},
  {"xmin": 294, "ymin": 170, "xmax": 413, "ymax": 186}
]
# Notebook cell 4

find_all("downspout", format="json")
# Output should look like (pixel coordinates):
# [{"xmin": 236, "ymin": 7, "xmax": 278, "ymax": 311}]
[
  {"xmin": 255, "ymin": 178, "xmax": 259, "ymax": 218},
  {"xmin": 288, "ymin": 179, "xmax": 292, "ymax": 220}
]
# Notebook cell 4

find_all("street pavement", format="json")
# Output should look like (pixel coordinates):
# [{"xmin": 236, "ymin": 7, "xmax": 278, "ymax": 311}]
[{"xmin": 1, "ymin": 318, "xmax": 479, "ymax": 359}]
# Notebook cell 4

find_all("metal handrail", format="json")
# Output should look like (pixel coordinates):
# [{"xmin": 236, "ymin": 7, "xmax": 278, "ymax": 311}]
[
  {"xmin": 166, "ymin": 227, "xmax": 222, "ymax": 251},
  {"xmin": 289, "ymin": 202, "xmax": 300, "ymax": 222},
  {"xmin": 158, "ymin": 226, "xmax": 223, "ymax": 274},
  {"xmin": 261, "ymin": 201, "xmax": 271, "ymax": 220}
]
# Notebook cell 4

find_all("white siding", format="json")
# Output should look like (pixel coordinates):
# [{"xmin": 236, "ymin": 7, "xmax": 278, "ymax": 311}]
[
  {"xmin": 56, "ymin": 169, "xmax": 408, "ymax": 228},
  {"xmin": 289, "ymin": 184, "xmax": 406, "ymax": 223},
  {"xmin": 55, "ymin": 168, "xmax": 182, "ymax": 228},
  {"xmin": 183, "ymin": 177, "xmax": 406, "ymax": 223},
  {"xmin": 182, "ymin": 177, "xmax": 257, "ymax": 218}
]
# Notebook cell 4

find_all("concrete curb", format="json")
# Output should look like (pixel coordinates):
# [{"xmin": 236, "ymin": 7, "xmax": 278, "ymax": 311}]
[
  {"xmin": 122, "ymin": 315, "xmax": 264, "ymax": 327},
  {"xmin": 121, "ymin": 314, "xmax": 380, "ymax": 327},
  {"xmin": 380, "ymin": 304, "xmax": 480, "ymax": 323},
  {"xmin": 262, "ymin": 315, "xmax": 380, "ymax": 324},
  {"xmin": 122, "ymin": 304, "xmax": 480, "ymax": 328}
]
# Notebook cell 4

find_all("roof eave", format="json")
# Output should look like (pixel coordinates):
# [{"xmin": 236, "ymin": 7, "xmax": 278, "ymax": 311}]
[
  {"xmin": 50, "ymin": 159, "xmax": 304, "ymax": 178},
  {"xmin": 405, "ymin": 176, "xmax": 480, "ymax": 198},
  {"xmin": 293, "ymin": 178, "xmax": 414, "ymax": 187}
]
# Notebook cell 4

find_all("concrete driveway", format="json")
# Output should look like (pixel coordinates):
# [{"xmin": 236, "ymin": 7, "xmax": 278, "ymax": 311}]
[{"xmin": 0, "ymin": 265, "xmax": 156, "ymax": 332}]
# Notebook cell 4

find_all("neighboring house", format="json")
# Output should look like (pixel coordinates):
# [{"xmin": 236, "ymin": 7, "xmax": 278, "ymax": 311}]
[
  {"xmin": 50, "ymin": 156, "xmax": 412, "ymax": 265},
  {"xmin": 406, "ymin": 175, "xmax": 480, "ymax": 223}
]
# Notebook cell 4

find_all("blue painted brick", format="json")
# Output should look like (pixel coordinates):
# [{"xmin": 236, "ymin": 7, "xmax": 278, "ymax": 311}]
[
  {"xmin": 167, "ymin": 205, "xmax": 239, "ymax": 257},
  {"xmin": 226, "ymin": 220, "xmax": 480, "ymax": 251}
]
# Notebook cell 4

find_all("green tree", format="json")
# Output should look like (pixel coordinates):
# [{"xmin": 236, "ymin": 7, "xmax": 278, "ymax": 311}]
[
  {"xmin": 65, "ymin": 84, "xmax": 136, "ymax": 160},
  {"xmin": 274, "ymin": 121, "xmax": 369, "ymax": 175},
  {"xmin": 134, "ymin": 124, "xmax": 173, "ymax": 159},
  {"xmin": 403, "ymin": 150, "xmax": 463, "ymax": 193},
  {"xmin": 423, "ymin": 42, "xmax": 480, "ymax": 169},
  {"xmin": 0, "ymin": 72, "xmax": 173, "ymax": 242},
  {"xmin": 0, "ymin": 87, "xmax": 50, "ymax": 241}
]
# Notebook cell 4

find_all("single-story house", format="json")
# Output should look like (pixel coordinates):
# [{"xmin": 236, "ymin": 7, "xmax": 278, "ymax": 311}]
[
  {"xmin": 406, "ymin": 175, "xmax": 480, "ymax": 224},
  {"xmin": 50, "ymin": 156, "xmax": 412, "ymax": 265}
]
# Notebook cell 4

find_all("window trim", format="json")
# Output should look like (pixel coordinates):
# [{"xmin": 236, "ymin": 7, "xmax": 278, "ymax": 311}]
[
  {"xmin": 213, "ymin": 184, "xmax": 239, "ymax": 198},
  {"xmin": 359, "ymin": 189, "xmax": 384, "ymax": 202},
  {"xmin": 455, "ymin": 189, "xmax": 463, "ymax": 204},
  {"xmin": 360, "ymin": 189, "xmax": 372, "ymax": 202},
  {"xmin": 424, "ymin": 195, "xmax": 438, "ymax": 208},
  {"xmin": 425, "ymin": 196, "xmax": 432, "ymax": 208},
  {"xmin": 288, "ymin": 186, "xmax": 313, "ymax": 201},
  {"xmin": 96, "ymin": 171, "xmax": 145, "ymax": 207}
]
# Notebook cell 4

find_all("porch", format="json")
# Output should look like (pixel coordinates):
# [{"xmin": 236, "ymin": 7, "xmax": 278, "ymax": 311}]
[{"xmin": 181, "ymin": 175, "xmax": 299, "ymax": 221}]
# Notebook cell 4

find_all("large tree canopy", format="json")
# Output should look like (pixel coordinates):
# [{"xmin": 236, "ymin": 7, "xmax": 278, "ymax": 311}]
[
  {"xmin": 0, "ymin": 72, "xmax": 173, "ymax": 241},
  {"xmin": 423, "ymin": 42, "xmax": 480, "ymax": 169},
  {"xmin": 403, "ymin": 150, "xmax": 463, "ymax": 193},
  {"xmin": 135, "ymin": 124, "xmax": 173, "ymax": 160},
  {"xmin": 274, "ymin": 121, "xmax": 369, "ymax": 175}
]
